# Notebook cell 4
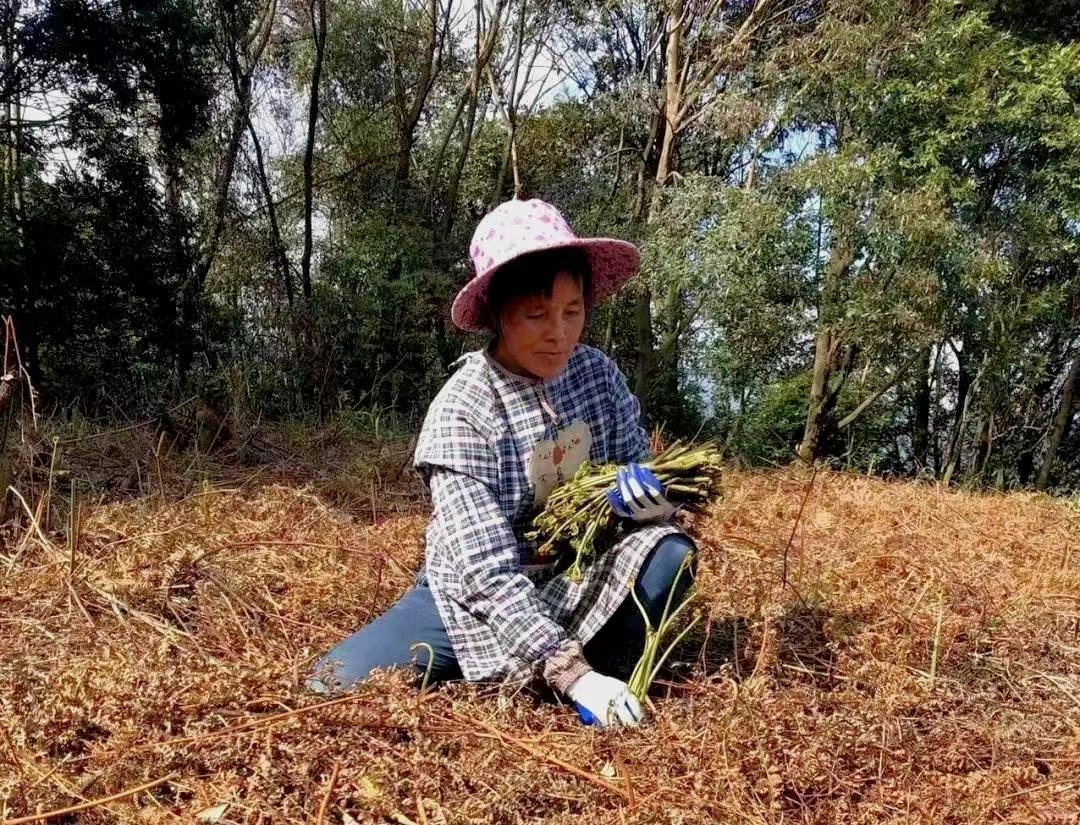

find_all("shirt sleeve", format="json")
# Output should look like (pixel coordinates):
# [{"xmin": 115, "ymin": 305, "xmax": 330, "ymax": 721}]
[
  {"xmin": 428, "ymin": 466, "xmax": 571, "ymax": 665},
  {"xmin": 413, "ymin": 373, "xmax": 498, "ymax": 488},
  {"xmin": 607, "ymin": 360, "xmax": 652, "ymax": 464}
]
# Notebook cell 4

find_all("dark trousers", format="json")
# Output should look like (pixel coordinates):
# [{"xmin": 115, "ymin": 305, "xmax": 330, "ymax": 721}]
[{"xmin": 306, "ymin": 533, "xmax": 696, "ymax": 694}]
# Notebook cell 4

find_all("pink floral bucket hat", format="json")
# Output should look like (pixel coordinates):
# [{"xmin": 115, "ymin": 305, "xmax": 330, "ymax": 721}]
[{"xmin": 451, "ymin": 197, "xmax": 641, "ymax": 332}]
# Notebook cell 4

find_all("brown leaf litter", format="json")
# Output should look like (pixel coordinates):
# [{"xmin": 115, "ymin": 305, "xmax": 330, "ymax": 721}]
[{"xmin": 0, "ymin": 427, "xmax": 1077, "ymax": 824}]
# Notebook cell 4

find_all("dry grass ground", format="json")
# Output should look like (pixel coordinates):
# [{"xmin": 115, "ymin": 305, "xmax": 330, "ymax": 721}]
[{"xmin": 0, "ymin": 421, "xmax": 1077, "ymax": 824}]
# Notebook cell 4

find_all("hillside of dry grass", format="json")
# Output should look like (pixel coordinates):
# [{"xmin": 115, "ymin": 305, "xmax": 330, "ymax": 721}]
[{"xmin": 0, "ymin": 422, "xmax": 1077, "ymax": 824}]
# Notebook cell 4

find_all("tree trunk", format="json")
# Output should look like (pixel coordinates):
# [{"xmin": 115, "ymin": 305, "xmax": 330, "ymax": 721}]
[
  {"xmin": 443, "ymin": 85, "xmax": 481, "ymax": 238},
  {"xmin": 500, "ymin": 0, "xmax": 528, "ymax": 197},
  {"xmin": 912, "ymin": 346, "xmax": 931, "ymax": 471},
  {"xmin": 247, "ymin": 115, "xmax": 293, "ymax": 310},
  {"xmin": 972, "ymin": 415, "xmax": 991, "ymax": 480},
  {"xmin": 492, "ymin": 127, "xmax": 512, "ymax": 206},
  {"xmin": 190, "ymin": 114, "xmax": 241, "ymax": 290},
  {"xmin": 391, "ymin": 0, "xmax": 438, "ymax": 205},
  {"xmin": 296, "ymin": 0, "xmax": 327, "ymax": 409},
  {"xmin": 1018, "ymin": 334, "xmax": 1063, "ymax": 485},
  {"xmin": 395, "ymin": 135, "xmax": 413, "ymax": 192},
  {"xmin": 300, "ymin": 0, "xmax": 326, "ymax": 304},
  {"xmin": 429, "ymin": 0, "xmax": 503, "ymax": 220},
  {"xmin": 1036, "ymin": 349, "xmax": 1079, "ymax": 491},
  {"xmin": 197, "ymin": 15, "xmax": 260, "ymax": 283},
  {"xmin": 797, "ymin": 199, "xmax": 854, "ymax": 463},
  {"xmin": 2, "ymin": 0, "xmax": 14, "ymax": 220},
  {"xmin": 173, "ymin": 0, "xmax": 274, "ymax": 395},
  {"xmin": 942, "ymin": 346, "xmax": 973, "ymax": 482},
  {"xmin": 652, "ymin": 0, "xmax": 681, "ymax": 201},
  {"xmin": 932, "ymin": 352, "xmax": 943, "ymax": 472},
  {"xmin": 942, "ymin": 348, "xmax": 989, "ymax": 487},
  {"xmin": 633, "ymin": 1, "xmax": 682, "ymax": 418},
  {"xmin": 941, "ymin": 387, "xmax": 973, "ymax": 486},
  {"xmin": 837, "ymin": 352, "xmax": 918, "ymax": 432},
  {"xmin": 428, "ymin": 89, "xmax": 469, "ymax": 211},
  {"xmin": 798, "ymin": 328, "xmax": 832, "ymax": 463},
  {"xmin": 166, "ymin": 139, "xmax": 198, "ymax": 394},
  {"xmin": 3, "ymin": 0, "xmax": 34, "ymax": 387},
  {"xmin": 1017, "ymin": 438, "xmax": 1036, "ymax": 486},
  {"xmin": 633, "ymin": 287, "xmax": 656, "ymax": 411}
]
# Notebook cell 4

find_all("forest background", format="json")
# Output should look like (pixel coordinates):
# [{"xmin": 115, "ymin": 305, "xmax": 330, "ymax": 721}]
[{"xmin": 2, "ymin": 0, "xmax": 1078, "ymax": 492}]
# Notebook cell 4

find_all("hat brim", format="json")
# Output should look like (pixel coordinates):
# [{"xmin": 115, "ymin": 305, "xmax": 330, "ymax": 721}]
[{"xmin": 450, "ymin": 237, "xmax": 641, "ymax": 332}]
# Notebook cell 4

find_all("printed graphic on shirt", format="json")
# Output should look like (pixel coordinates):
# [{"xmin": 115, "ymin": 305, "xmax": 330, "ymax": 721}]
[{"xmin": 527, "ymin": 419, "xmax": 592, "ymax": 508}]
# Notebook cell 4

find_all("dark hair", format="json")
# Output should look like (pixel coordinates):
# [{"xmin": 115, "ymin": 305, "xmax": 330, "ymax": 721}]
[{"xmin": 483, "ymin": 247, "xmax": 593, "ymax": 333}]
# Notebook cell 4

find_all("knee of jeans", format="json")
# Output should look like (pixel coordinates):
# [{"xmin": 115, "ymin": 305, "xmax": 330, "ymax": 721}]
[
  {"xmin": 304, "ymin": 652, "xmax": 375, "ymax": 695},
  {"xmin": 303, "ymin": 660, "xmax": 348, "ymax": 695},
  {"xmin": 304, "ymin": 643, "xmax": 448, "ymax": 696},
  {"xmin": 635, "ymin": 534, "xmax": 697, "ymax": 615},
  {"xmin": 654, "ymin": 533, "xmax": 698, "ymax": 581}
]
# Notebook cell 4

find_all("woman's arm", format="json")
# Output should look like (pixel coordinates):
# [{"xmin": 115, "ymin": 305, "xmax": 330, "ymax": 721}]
[
  {"xmin": 608, "ymin": 361, "xmax": 651, "ymax": 464},
  {"xmin": 601, "ymin": 354, "xmax": 678, "ymax": 522},
  {"xmin": 428, "ymin": 467, "xmax": 590, "ymax": 690}
]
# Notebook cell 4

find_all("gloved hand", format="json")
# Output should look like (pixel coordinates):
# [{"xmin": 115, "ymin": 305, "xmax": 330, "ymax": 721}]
[
  {"xmin": 605, "ymin": 462, "xmax": 675, "ymax": 522},
  {"xmin": 567, "ymin": 670, "xmax": 646, "ymax": 728}
]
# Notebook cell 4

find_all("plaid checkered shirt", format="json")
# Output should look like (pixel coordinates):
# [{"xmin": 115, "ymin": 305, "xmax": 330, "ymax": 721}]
[{"xmin": 413, "ymin": 343, "xmax": 683, "ymax": 683}]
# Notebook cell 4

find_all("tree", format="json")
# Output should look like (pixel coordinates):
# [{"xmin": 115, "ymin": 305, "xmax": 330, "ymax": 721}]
[{"xmin": 1037, "ymin": 348, "xmax": 1079, "ymax": 491}]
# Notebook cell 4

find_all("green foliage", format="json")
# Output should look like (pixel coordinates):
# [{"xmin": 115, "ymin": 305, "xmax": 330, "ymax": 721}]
[
  {"xmin": 3, "ymin": 0, "xmax": 218, "ymax": 411},
  {"xmin": 2, "ymin": 0, "xmax": 1077, "ymax": 492},
  {"xmin": 19, "ymin": 141, "xmax": 183, "ymax": 406},
  {"xmin": 727, "ymin": 372, "xmax": 812, "ymax": 466},
  {"xmin": 311, "ymin": 213, "xmax": 459, "ymax": 414}
]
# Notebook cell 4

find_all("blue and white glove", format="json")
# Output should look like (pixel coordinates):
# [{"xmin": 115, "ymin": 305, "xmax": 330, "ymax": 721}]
[
  {"xmin": 568, "ymin": 671, "xmax": 645, "ymax": 728},
  {"xmin": 606, "ymin": 463, "xmax": 675, "ymax": 522}
]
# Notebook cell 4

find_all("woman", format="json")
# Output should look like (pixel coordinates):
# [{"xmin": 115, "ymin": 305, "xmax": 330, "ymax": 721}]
[{"xmin": 307, "ymin": 198, "xmax": 696, "ymax": 728}]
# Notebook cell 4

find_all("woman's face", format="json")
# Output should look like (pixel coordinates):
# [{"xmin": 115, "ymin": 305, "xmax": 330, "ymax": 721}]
[{"xmin": 493, "ymin": 270, "xmax": 587, "ymax": 380}]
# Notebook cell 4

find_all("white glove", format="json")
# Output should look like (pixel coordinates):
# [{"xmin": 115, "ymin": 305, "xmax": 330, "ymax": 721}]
[
  {"xmin": 567, "ymin": 670, "xmax": 646, "ymax": 728},
  {"xmin": 606, "ymin": 463, "xmax": 675, "ymax": 523}
]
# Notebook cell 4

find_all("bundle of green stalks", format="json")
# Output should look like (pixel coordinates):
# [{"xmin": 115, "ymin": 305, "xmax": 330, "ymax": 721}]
[
  {"xmin": 628, "ymin": 552, "xmax": 700, "ymax": 703},
  {"xmin": 527, "ymin": 440, "xmax": 723, "ymax": 581}
]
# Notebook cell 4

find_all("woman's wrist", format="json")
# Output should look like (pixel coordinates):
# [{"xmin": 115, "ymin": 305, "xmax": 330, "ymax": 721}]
[{"xmin": 541, "ymin": 639, "xmax": 593, "ymax": 695}]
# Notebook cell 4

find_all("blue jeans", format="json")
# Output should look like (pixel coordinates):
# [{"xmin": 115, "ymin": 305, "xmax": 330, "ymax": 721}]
[{"xmin": 305, "ymin": 533, "xmax": 696, "ymax": 694}]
